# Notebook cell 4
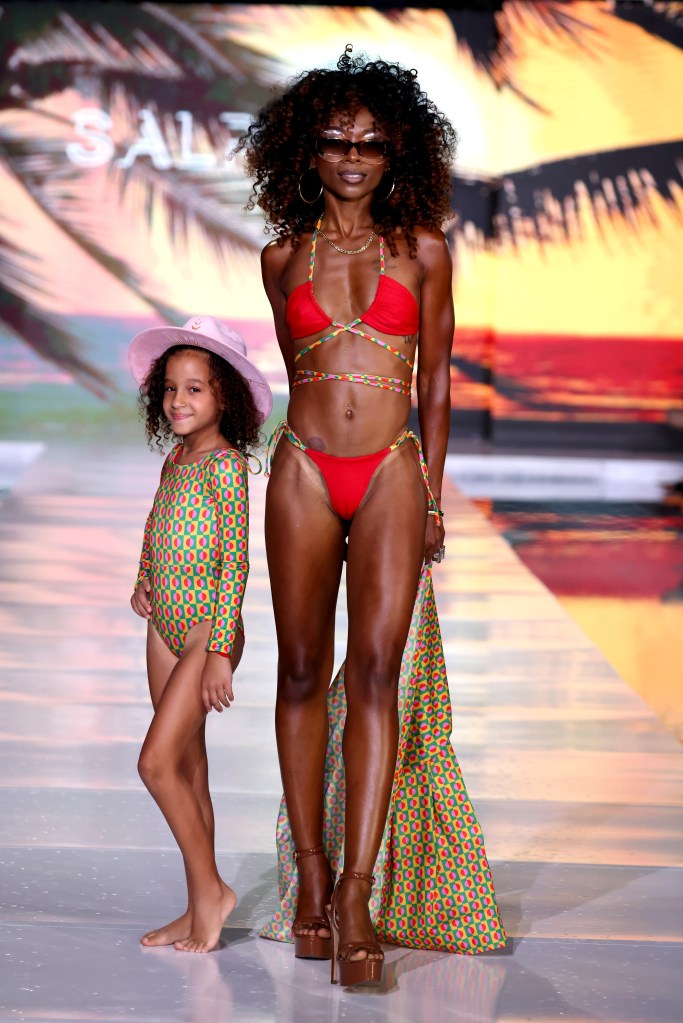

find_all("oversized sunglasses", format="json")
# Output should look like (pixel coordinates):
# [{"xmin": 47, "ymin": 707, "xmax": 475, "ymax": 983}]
[{"xmin": 315, "ymin": 136, "xmax": 389, "ymax": 163}]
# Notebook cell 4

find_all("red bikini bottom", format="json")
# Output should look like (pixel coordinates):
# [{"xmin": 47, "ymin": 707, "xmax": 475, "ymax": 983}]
[
  {"xmin": 305, "ymin": 446, "xmax": 391, "ymax": 520},
  {"xmin": 265, "ymin": 421, "xmax": 440, "ymax": 526},
  {"xmin": 263, "ymin": 419, "xmax": 439, "ymax": 523}
]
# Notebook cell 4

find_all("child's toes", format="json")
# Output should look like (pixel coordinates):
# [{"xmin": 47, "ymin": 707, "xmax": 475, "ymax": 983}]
[{"xmin": 174, "ymin": 938, "xmax": 196, "ymax": 953}]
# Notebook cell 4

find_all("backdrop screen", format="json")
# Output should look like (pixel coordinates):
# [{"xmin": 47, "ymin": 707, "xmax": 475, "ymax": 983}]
[{"xmin": 1, "ymin": 1, "xmax": 682, "ymax": 450}]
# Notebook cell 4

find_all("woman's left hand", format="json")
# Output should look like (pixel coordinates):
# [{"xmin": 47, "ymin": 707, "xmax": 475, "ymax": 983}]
[{"xmin": 424, "ymin": 514, "xmax": 446, "ymax": 565}]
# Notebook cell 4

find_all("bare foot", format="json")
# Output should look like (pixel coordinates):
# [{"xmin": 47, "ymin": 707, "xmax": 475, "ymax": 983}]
[
  {"xmin": 173, "ymin": 881, "xmax": 237, "ymax": 953},
  {"xmin": 140, "ymin": 909, "xmax": 192, "ymax": 947}
]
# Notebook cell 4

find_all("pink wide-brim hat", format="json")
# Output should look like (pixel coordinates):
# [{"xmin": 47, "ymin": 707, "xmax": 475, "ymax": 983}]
[{"xmin": 128, "ymin": 315, "xmax": 273, "ymax": 423}]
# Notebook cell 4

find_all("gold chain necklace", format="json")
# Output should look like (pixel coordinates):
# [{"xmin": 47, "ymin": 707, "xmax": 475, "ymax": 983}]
[{"xmin": 318, "ymin": 227, "xmax": 376, "ymax": 255}]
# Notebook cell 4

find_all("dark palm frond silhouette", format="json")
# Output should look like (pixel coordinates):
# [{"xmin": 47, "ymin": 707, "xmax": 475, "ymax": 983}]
[
  {"xmin": 116, "ymin": 162, "xmax": 263, "ymax": 268},
  {"xmin": 387, "ymin": 1, "xmax": 602, "ymax": 110},
  {"xmin": 0, "ymin": 1, "xmax": 278, "ymax": 394},
  {"xmin": 436, "ymin": 1, "xmax": 683, "ymax": 99},
  {"xmin": 613, "ymin": 1, "xmax": 683, "ymax": 50},
  {"xmin": 418, "ymin": 1, "xmax": 683, "ymax": 426},
  {"xmin": 440, "ymin": 1, "xmax": 683, "ymax": 234},
  {"xmin": 0, "ymin": 127, "xmax": 153, "ymax": 289},
  {"xmin": 0, "ymin": 223, "xmax": 111, "ymax": 396},
  {"xmin": 452, "ymin": 140, "xmax": 683, "ymax": 249}
]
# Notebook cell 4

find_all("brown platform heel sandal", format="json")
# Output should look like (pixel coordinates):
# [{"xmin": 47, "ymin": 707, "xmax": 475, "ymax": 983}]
[
  {"xmin": 326, "ymin": 872, "xmax": 384, "ymax": 987},
  {"xmin": 292, "ymin": 844, "xmax": 333, "ymax": 960}
]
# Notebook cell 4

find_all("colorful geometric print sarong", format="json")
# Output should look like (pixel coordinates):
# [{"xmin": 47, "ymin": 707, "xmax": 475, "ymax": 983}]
[{"xmin": 260, "ymin": 565, "xmax": 507, "ymax": 954}]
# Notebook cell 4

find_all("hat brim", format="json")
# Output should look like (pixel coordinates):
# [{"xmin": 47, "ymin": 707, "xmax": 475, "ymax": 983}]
[{"xmin": 128, "ymin": 326, "xmax": 273, "ymax": 423}]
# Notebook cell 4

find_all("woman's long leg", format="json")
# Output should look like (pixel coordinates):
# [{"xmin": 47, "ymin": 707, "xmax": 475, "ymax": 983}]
[
  {"xmin": 266, "ymin": 440, "xmax": 345, "ymax": 932},
  {"xmin": 340, "ymin": 443, "xmax": 428, "ymax": 957},
  {"xmin": 138, "ymin": 620, "xmax": 236, "ymax": 952}
]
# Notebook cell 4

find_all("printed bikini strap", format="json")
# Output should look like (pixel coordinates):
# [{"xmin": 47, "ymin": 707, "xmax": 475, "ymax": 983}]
[
  {"xmin": 391, "ymin": 430, "xmax": 442, "ymax": 526},
  {"xmin": 264, "ymin": 420, "xmax": 306, "ymax": 476},
  {"xmin": 293, "ymin": 369, "xmax": 411, "ymax": 396}
]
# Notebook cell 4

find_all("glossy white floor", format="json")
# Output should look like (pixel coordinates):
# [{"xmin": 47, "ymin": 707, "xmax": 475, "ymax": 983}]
[{"xmin": 1, "ymin": 442, "xmax": 682, "ymax": 1023}]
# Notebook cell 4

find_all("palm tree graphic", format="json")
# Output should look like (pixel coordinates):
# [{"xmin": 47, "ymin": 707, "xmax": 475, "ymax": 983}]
[{"xmin": 0, "ymin": 2, "xmax": 277, "ymax": 395}]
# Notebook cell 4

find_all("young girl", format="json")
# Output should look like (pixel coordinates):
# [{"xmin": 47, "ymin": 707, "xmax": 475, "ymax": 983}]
[{"xmin": 129, "ymin": 316, "xmax": 272, "ymax": 953}]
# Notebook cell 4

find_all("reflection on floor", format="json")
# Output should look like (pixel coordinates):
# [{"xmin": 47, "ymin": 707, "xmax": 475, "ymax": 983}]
[
  {"xmin": 484, "ymin": 498, "xmax": 683, "ymax": 742},
  {"xmin": 1, "ymin": 443, "xmax": 682, "ymax": 1023}
]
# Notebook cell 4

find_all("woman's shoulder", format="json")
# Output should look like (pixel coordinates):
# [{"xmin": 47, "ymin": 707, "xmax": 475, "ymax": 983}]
[
  {"xmin": 261, "ymin": 235, "xmax": 297, "ymax": 271},
  {"xmin": 261, "ymin": 232, "xmax": 313, "ymax": 297},
  {"xmin": 410, "ymin": 226, "xmax": 451, "ymax": 272},
  {"xmin": 411, "ymin": 224, "xmax": 449, "ymax": 249},
  {"xmin": 392, "ymin": 224, "xmax": 448, "ymax": 257}
]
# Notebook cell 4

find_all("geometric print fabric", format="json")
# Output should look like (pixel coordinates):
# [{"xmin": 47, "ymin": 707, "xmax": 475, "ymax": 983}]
[
  {"xmin": 260, "ymin": 565, "xmax": 507, "ymax": 954},
  {"xmin": 136, "ymin": 445, "xmax": 249, "ymax": 658}
]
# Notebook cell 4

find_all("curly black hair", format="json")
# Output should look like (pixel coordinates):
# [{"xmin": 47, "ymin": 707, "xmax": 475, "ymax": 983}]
[
  {"xmin": 237, "ymin": 47, "xmax": 457, "ymax": 256},
  {"xmin": 139, "ymin": 345, "xmax": 261, "ymax": 455}
]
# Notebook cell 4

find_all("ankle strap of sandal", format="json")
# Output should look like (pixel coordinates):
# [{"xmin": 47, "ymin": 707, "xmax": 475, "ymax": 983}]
[
  {"xmin": 338, "ymin": 870, "xmax": 375, "ymax": 886},
  {"xmin": 293, "ymin": 843, "xmax": 325, "ymax": 861}
]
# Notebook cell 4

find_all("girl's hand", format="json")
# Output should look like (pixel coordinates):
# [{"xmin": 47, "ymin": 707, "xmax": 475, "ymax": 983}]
[
  {"xmin": 424, "ymin": 515, "xmax": 446, "ymax": 565},
  {"xmin": 201, "ymin": 652, "xmax": 234, "ymax": 714},
  {"xmin": 131, "ymin": 577, "xmax": 152, "ymax": 618}
]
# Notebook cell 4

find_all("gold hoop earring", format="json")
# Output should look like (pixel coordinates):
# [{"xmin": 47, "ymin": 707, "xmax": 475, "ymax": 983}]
[
  {"xmin": 376, "ymin": 175, "xmax": 395, "ymax": 202},
  {"xmin": 298, "ymin": 169, "xmax": 323, "ymax": 204}
]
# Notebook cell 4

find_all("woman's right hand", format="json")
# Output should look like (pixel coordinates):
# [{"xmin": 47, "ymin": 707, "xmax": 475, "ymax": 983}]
[
  {"xmin": 131, "ymin": 577, "xmax": 152, "ymax": 619},
  {"xmin": 424, "ymin": 514, "xmax": 446, "ymax": 566}
]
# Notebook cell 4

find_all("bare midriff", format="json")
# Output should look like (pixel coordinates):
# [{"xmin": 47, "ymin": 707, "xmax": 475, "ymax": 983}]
[
  {"xmin": 285, "ymin": 220, "xmax": 418, "ymax": 455},
  {"xmin": 287, "ymin": 352, "xmax": 413, "ymax": 456}
]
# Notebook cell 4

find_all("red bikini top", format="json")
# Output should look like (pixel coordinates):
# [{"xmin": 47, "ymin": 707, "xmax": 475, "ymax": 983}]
[{"xmin": 285, "ymin": 225, "xmax": 419, "ymax": 341}]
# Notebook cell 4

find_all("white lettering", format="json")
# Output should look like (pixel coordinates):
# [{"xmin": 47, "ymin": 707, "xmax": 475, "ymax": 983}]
[
  {"xmin": 66, "ymin": 107, "xmax": 253, "ymax": 169},
  {"xmin": 116, "ymin": 110, "xmax": 172, "ymax": 170},
  {"xmin": 175, "ymin": 111, "xmax": 216, "ymax": 170},
  {"xmin": 219, "ymin": 112, "xmax": 251, "ymax": 132},
  {"xmin": 66, "ymin": 108, "xmax": 114, "ymax": 168}
]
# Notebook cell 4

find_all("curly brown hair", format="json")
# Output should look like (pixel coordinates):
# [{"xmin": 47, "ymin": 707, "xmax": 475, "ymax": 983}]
[
  {"xmin": 139, "ymin": 346, "xmax": 262, "ymax": 455},
  {"xmin": 237, "ymin": 47, "xmax": 457, "ymax": 256}
]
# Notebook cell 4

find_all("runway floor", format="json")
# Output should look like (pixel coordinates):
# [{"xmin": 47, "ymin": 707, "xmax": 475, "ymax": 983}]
[{"xmin": 1, "ymin": 441, "xmax": 682, "ymax": 1023}]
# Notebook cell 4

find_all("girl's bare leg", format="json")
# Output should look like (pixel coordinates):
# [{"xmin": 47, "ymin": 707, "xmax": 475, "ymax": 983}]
[
  {"xmin": 140, "ymin": 625, "xmax": 243, "ymax": 947},
  {"xmin": 266, "ymin": 440, "xmax": 345, "ymax": 937},
  {"xmin": 340, "ymin": 443, "xmax": 427, "ymax": 960},
  {"xmin": 138, "ymin": 620, "xmax": 241, "ymax": 952},
  {"xmin": 140, "ymin": 625, "xmax": 189, "ymax": 946}
]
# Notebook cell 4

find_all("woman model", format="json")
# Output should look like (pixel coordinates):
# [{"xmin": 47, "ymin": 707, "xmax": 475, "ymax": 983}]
[{"xmin": 239, "ymin": 49, "xmax": 505, "ymax": 985}]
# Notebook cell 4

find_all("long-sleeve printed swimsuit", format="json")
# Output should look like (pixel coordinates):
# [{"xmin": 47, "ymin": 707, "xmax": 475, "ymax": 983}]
[{"xmin": 136, "ymin": 446, "xmax": 248, "ymax": 658}]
